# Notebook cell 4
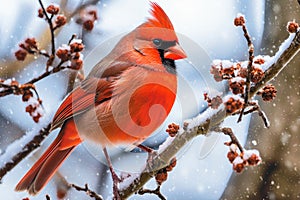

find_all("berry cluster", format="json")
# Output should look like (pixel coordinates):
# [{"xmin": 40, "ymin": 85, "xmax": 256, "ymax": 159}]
[
  {"xmin": 234, "ymin": 14, "xmax": 246, "ymax": 26},
  {"xmin": 224, "ymin": 97, "xmax": 243, "ymax": 114},
  {"xmin": 0, "ymin": 79, "xmax": 43, "ymax": 123},
  {"xmin": 166, "ymin": 123, "xmax": 179, "ymax": 137},
  {"xmin": 210, "ymin": 58, "xmax": 265, "ymax": 94},
  {"xmin": 257, "ymin": 84, "xmax": 277, "ymax": 102},
  {"xmin": 155, "ymin": 157, "xmax": 177, "ymax": 185},
  {"xmin": 204, "ymin": 93, "xmax": 223, "ymax": 109},
  {"xmin": 209, "ymin": 55, "xmax": 276, "ymax": 113},
  {"xmin": 25, "ymin": 98, "xmax": 43, "ymax": 123},
  {"xmin": 39, "ymin": 4, "xmax": 67, "ymax": 28},
  {"xmin": 56, "ymin": 39, "xmax": 85, "ymax": 70},
  {"xmin": 15, "ymin": 38, "xmax": 39, "ymax": 61},
  {"xmin": 225, "ymin": 143, "xmax": 261, "ymax": 173}
]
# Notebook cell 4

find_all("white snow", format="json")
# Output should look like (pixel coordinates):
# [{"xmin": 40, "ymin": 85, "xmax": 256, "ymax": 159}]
[
  {"xmin": 70, "ymin": 38, "xmax": 83, "ymax": 45},
  {"xmin": 157, "ymin": 136, "xmax": 175, "ymax": 154},
  {"xmin": 232, "ymin": 156, "xmax": 243, "ymax": 165},
  {"xmin": 230, "ymin": 77, "xmax": 245, "ymax": 83},
  {"xmin": 223, "ymin": 94, "xmax": 244, "ymax": 102},
  {"xmin": 58, "ymin": 44, "xmax": 70, "ymax": 51},
  {"xmin": 184, "ymin": 103, "xmax": 225, "ymax": 131},
  {"xmin": 243, "ymin": 149, "xmax": 260, "ymax": 160},
  {"xmin": 229, "ymin": 143, "xmax": 238, "ymax": 152},
  {"xmin": 118, "ymin": 172, "xmax": 141, "ymax": 191},
  {"xmin": 236, "ymin": 13, "xmax": 246, "ymax": 21},
  {"xmin": 261, "ymin": 33, "xmax": 296, "ymax": 70},
  {"xmin": 0, "ymin": 113, "xmax": 51, "ymax": 168}
]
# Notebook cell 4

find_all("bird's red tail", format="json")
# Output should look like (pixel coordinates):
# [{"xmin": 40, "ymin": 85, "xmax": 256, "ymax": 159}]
[{"xmin": 15, "ymin": 119, "xmax": 82, "ymax": 195}]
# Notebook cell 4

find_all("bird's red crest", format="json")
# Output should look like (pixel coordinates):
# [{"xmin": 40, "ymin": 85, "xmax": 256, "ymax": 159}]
[{"xmin": 143, "ymin": 2, "xmax": 174, "ymax": 30}]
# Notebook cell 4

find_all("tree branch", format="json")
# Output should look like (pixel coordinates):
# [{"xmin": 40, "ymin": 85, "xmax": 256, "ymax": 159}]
[
  {"xmin": 119, "ymin": 29, "xmax": 300, "ymax": 199},
  {"xmin": 250, "ymin": 31, "xmax": 300, "ymax": 95},
  {"xmin": 70, "ymin": 183, "xmax": 103, "ymax": 200},
  {"xmin": 0, "ymin": 123, "xmax": 51, "ymax": 182}
]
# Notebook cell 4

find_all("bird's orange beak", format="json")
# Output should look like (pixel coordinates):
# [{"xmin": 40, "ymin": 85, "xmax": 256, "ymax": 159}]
[{"xmin": 164, "ymin": 43, "xmax": 187, "ymax": 60}]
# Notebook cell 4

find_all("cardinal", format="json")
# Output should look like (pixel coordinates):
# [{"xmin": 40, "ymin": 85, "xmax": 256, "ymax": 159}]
[{"xmin": 16, "ymin": 2, "xmax": 186, "ymax": 197}]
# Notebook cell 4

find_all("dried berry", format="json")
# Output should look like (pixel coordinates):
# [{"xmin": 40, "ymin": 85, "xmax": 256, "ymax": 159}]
[
  {"xmin": 38, "ymin": 8, "xmax": 44, "ymax": 18},
  {"xmin": 260, "ymin": 84, "xmax": 277, "ymax": 101},
  {"xmin": 25, "ymin": 105, "xmax": 35, "ymax": 113},
  {"xmin": 250, "ymin": 67, "xmax": 264, "ymax": 83},
  {"xmin": 210, "ymin": 66, "xmax": 223, "ymax": 82},
  {"xmin": 155, "ymin": 169, "xmax": 168, "ymax": 185},
  {"xmin": 56, "ymin": 48, "xmax": 69, "ymax": 61},
  {"xmin": 70, "ymin": 42, "xmax": 84, "ymax": 53},
  {"xmin": 25, "ymin": 38, "xmax": 38, "ymax": 49},
  {"xmin": 33, "ymin": 113, "xmax": 42, "ymax": 123},
  {"xmin": 225, "ymin": 97, "xmax": 243, "ymax": 113},
  {"xmin": 246, "ymin": 153, "xmax": 261, "ymax": 166},
  {"xmin": 88, "ymin": 10, "xmax": 98, "ymax": 20},
  {"xmin": 55, "ymin": 15, "xmax": 67, "ymax": 28},
  {"xmin": 15, "ymin": 50, "xmax": 27, "ymax": 61},
  {"xmin": 229, "ymin": 81, "xmax": 245, "ymax": 95},
  {"xmin": 222, "ymin": 66, "xmax": 235, "ymax": 78},
  {"xmin": 238, "ymin": 68, "xmax": 247, "ymax": 78},
  {"xmin": 70, "ymin": 58, "xmax": 83, "ymax": 70},
  {"xmin": 22, "ymin": 90, "xmax": 33, "ymax": 102},
  {"xmin": 166, "ymin": 123, "xmax": 179, "ymax": 137},
  {"xmin": 254, "ymin": 58, "xmax": 265, "ymax": 65},
  {"xmin": 287, "ymin": 21, "xmax": 299, "ymax": 33},
  {"xmin": 233, "ymin": 162, "xmax": 245, "ymax": 173},
  {"xmin": 234, "ymin": 15, "xmax": 245, "ymax": 26},
  {"xmin": 169, "ymin": 157, "xmax": 177, "ymax": 168},
  {"xmin": 46, "ymin": 4, "xmax": 59, "ymax": 15},
  {"xmin": 83, "ymin": 20, "xmax": 94, "ymax": 31},
  {"xmin": 227, "ymin": 151, "xmax": 238, "ymax": 163}
]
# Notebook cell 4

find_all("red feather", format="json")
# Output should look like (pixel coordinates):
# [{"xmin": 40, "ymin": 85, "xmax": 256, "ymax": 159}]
[{"xmin": 51, "ymin": 78, "xmax": 112, "ymax": 130}]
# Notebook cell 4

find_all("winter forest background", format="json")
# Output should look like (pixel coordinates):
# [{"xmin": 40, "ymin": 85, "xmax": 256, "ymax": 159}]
[{"xmin": 0, "ymin": 0, "xmax": 299, "ymax": 199}]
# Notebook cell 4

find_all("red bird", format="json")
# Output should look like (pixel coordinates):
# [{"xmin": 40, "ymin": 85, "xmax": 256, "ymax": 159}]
[{"xmin": 16, "ymin": 2, "xmax": 186, "ymax": 196}]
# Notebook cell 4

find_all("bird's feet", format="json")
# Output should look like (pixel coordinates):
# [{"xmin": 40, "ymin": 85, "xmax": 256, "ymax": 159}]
[{"xmin": 137, "ymin": 144, "xmax": 158, "ymax": 170}]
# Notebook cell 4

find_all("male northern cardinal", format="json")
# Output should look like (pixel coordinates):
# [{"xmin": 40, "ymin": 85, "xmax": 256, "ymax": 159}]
[{"xmin": 15, "ymin": 2, "xmax": 186, "ymax": 196}]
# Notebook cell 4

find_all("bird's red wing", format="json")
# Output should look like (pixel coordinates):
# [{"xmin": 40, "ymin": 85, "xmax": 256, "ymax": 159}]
[{"xmin": 51, "ymin": 78, "xmax": 112, "ymax": 129}]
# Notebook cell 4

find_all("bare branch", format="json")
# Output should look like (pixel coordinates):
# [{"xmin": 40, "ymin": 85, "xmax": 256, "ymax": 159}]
[
  {"xmin": 237, "ymin": 17, "xmax": 255, "ymax": 123},
  {"xmin": 138, "ymin": 186, "xmax": 166, "ymax": 200},
  {"xmin": 38, "ymin": 0, "xmax": 56, "ymax": 57},
  {"xmin": 70, "ymin": 183, "xmax": 103, "ymax": 200}
]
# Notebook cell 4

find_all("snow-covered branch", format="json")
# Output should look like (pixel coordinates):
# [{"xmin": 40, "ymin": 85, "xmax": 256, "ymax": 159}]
[
  {"xmin": 0, "ymin": 123, "xmax": 51, "ymax": 182},
  {"xmin": 250, "ymin": 29, "xmax": 300, "ymax": 96},
  {"xmin": 119, "ymin": 25, "xmax": 300, "ymax": 199}
]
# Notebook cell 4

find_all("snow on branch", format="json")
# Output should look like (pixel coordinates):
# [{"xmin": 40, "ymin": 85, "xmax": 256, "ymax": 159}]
[
  {"xmin": 0, "ymin": 123, "xmax": 51, "ymax": 182},
  {"xmin": 118, "ymin": 19, "xmax": 300, "ymax": 199},
  {"xmin": 0, "ymin": 0, "xmax": 98, "ymax": 183}
]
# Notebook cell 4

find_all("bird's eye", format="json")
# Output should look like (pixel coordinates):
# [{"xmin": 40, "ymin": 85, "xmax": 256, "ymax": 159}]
[{"xmin": 153, "ymin": 39, "xmax": 162, "ymax": 47}]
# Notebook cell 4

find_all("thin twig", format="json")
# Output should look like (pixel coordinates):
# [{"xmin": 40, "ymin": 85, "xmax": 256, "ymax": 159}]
[
  {"xmin": 70, "ymin": 183, "xmax": 103, "ymax": 200},
  {"xmin": 238, "ymin": 23, "xmax": 255, "ymax": 123},
  {"xmin": 221, "ymin": 127, "xmax": 244, "ymax": 153},
  {"xmin": 38, "ymin": 0, "xmax": 56, "ymax": 57},
  {"xmin": 232, "ymin": 102, "xmax": 270, "ymax": 128},
  {"xmin": 138, "ymin": 186, "xmax": 166, "ymax": 200}
]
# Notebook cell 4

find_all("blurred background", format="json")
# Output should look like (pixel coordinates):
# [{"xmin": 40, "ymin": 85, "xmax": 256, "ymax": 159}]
[{"xmin": 0, "ymin": 0, "xmax": 299, "ymax": 199}]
